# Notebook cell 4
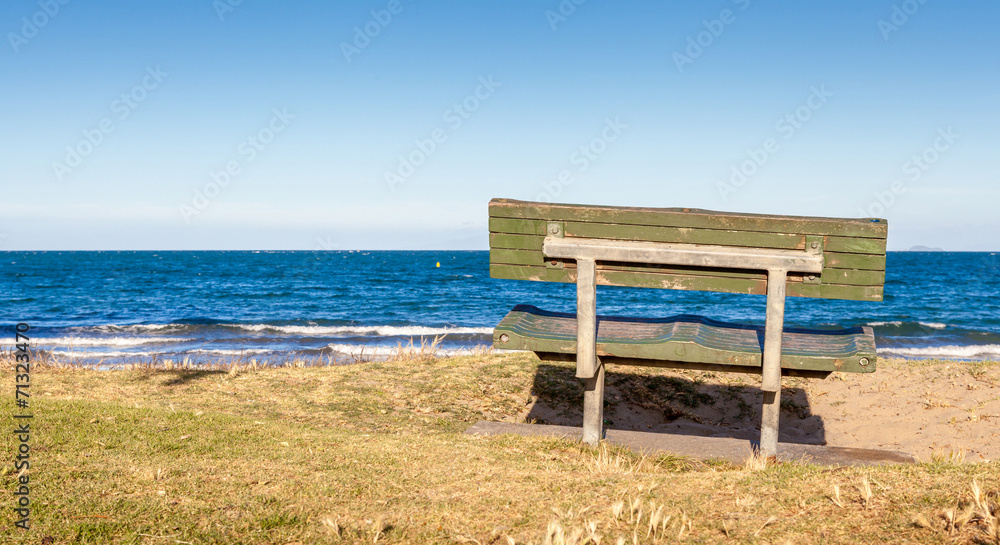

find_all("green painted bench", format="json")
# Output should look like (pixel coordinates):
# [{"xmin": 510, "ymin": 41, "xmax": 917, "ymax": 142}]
[{"xmin": 488, "ymin": 198, "xmax": 888, "ymax": 457}]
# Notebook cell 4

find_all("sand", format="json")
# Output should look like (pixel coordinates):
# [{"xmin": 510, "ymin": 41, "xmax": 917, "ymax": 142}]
[{"xmin": 523, "ymin": 358, "xmax": 1000, "ymax": 462}]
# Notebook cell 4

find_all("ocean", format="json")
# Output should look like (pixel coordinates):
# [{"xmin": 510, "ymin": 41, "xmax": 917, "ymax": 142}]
[{"xmin": 2, "ymin": 251, "xmax": 999, "ymax": 363}]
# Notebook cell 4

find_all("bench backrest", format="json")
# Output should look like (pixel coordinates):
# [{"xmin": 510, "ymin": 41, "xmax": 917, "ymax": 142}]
[{"xmin": 489, "ymin": 198, "xmax": 888, "ymax": 301}]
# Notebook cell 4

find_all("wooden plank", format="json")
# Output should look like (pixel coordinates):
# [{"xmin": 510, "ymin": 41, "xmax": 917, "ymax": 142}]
[
  {"xmin": 491, "ymin": 217, "xmax": 806, "ymax": 250},
  {"xmin": 493, "ymin": 305, "xmax": 877, "ymax": 373},
  {"xmin": 792, "ymin": 283, "xmax": 883, "ymax": 301},
  {"xmin": 490, "ymin": 198, "xmax": 888, "ymax": 239},
  {"xmin": 489, "ymin": 217, "xmax": 544, "ymax": 236},
  {"xmin": 568, "ymin": 221, "xmax": 807, "ymax": 250},
  {"xmin": 822, "ymin": 252, "xmax": 886, "ymax": 271},
  {"xmin": 490, "ymin": 264, "xmax": 884, "ymax": 301},
  {"xmin": 492, "ymin": 249, "xmax": 777, "ymax": 281},
  {"xmin": 491, "ymin": 248, "xmax": 552, "ymax": 266},
  {"xmin": 820, "ymin": 268, "xmax": 885, "ymax": 286},
  {"xmin": 491, "ymin": 234, "xmax": 886, "ymax": 272},
  {"xmin": 489, "ymin": 233, "xmax": 542, "ymax": 251},
  {"xmin": 824, "ymin": 236, "xmax": 887, "ymax": 255},
  {"xmin": 490, "ymin": 218, "xmax": 884, "ymax": 258},
  {"xmin": 491, "ymin": 248, "xmax": 883, "ymax": 287}
]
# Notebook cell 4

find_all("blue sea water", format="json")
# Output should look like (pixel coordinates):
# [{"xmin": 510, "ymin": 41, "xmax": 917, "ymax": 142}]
[{"xmin": 2, "ymin": 251, "xmax": 999, "ymax": 362}]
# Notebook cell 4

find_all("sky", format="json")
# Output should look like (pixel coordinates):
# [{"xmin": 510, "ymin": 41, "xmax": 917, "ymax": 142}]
[{"xmin": 1, "ymin": 0, "xmax": 997, "ymax": 250}]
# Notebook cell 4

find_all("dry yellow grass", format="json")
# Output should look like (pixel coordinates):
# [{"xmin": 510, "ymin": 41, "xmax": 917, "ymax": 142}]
[{"xmin": 2, "ymin": 350, "xmax": 999, "ymax": 544}]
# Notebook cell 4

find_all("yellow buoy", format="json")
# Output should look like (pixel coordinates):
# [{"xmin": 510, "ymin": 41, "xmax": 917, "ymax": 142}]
[{"xmin": 436, "ymin": 262, "xmax": 440, "ymax": 267}]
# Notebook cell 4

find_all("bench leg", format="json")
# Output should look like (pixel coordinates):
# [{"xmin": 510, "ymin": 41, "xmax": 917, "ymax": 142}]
[
  {"xmin": 575, "ymin": 257, "xmax": 598, "ymax": 379},
  {"xmin": 759, "ymin": 268, "xmax": 788, "ymax": 459},
  {"xmin": 760, "ymin": 389, "xmax": 780, "ymax": 458},
  {"xmin": 582, "ymin": 362, "xmax": 605, "ymax": 446}
]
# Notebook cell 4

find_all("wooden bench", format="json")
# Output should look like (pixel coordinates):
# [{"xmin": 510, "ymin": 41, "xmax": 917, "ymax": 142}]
[{"xmin": 488, "ymin": 198, "xmax": 887, "ymax": 457}]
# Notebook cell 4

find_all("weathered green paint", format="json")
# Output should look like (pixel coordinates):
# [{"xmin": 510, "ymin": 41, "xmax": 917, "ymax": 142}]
[
  {"xmin": 824, "ymin": 236, "xmax": 887, "ymax": 255},
  {"xmin": 493, "ymin": 248, "xmax": 767, "ymax": 277},
  {"xmin": 490, "ymin": 198, "xmax": 888, "ymax": 239},
  {"xmin": 490, "ymin": 218, "xmax": 808, "ymax": 250},
  {"xmin": 491, "ymin": 233, "xmax": 887, "ymax": 272},
  {"xmin": 493, "ymin": 305, "xmax": 877, "ymax": 374},
  {"xmin": 489, "ymin": 217, "xmax": 545, "ymax": 236},
  {"xmin": 489, "ymin": 264, "xmax": 884, "ymax": 301},
  {"xmin": 821, "ymin": 252, "xmax": 886, "ymax": 271},
  {"xmin": 491, "ymin": 218, "xmax": 885, "ymax": 256},
  {"xmin": 491, "ymin": 248, "xmax": 884, "ymax": 287},
  {"xmin": 820, "ymin": 267, "xmax": 886, "ymax": 286},
  {"xmin": 489, "ymin": 233, "xmax": 544, "ymax": 251},
  {"xmin": 488, "ymin": 199, "xmax": 888, "ymax": 302},
  {"xmin": 791, "ymin": 282, "xmax": 883, "ymax": 301}
]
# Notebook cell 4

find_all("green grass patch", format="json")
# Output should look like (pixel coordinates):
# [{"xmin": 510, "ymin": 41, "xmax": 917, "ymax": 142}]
[{"xmin": 1, "ymin": 353, "xmax": 998, "ymax": 543}]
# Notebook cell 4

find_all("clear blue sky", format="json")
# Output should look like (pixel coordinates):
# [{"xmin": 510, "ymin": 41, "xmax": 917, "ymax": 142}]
[{"xmin": 2, "ymin": 0, "xmax": 997, "ymax": 250}]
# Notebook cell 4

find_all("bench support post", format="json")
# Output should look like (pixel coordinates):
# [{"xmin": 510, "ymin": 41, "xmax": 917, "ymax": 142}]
[
  {"xmin": 576, "ymin": 257, "xmax": 603, "ymax": 445},
  {"xmin": 576, "ymin": 258, "xmax": 598, "ymax": 379},
  {"xmin": 582, "ymin": 363, "xmax": 605, "ymax": 446},
  {"xmin": 760, "ymin": 268, "xmax": 788, "ymax": 458}
]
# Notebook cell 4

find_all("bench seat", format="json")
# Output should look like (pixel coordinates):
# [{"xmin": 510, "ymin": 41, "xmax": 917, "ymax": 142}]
[{"xmin": 495, "ymin": 304, "xmax": 876, "ymax": 376}]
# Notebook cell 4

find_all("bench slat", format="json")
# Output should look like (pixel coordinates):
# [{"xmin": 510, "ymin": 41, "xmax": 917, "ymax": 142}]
[
  {"xmin": 820, "ymin": 268, "xmax": 886, "ymax": 286},
  {"xmin": 490, "ymin": 218, "xmax": 807, "ymax": 250},
  {"xmin": 491, "ymin": 233, "xmax": 887, "ymax": 271},
  {"xmin": 490, "ymin": 248, "xmax": 886, "ymax": 287},
  {"xmin": 494, "ymin": 305, "xmax": 876, "ymax": 374},
  {"xmin": 490, "ymin": 263, "xmax": 885, "ymax": 301},
  {"xmin": 819, "ymin": 252, "xmax": 887, "ymax": 271},
  {"xmin": 490, "ymin": 199, "xmax": 887, "ymax": 239},
  {"xmin": 489, "ymin": 218, "xmax": 887, "ymax": 256}
]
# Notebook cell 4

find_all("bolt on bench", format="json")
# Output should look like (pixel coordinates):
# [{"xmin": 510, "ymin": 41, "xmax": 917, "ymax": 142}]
[{"xmin": 489, "ymin": 198, "xmax": 888, "ymax": 457}]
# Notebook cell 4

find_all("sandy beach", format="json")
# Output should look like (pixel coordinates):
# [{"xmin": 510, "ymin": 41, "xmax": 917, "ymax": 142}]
[{"xmin": 521, "ymin": 357, "xmax": 1000, "ymax": 462}]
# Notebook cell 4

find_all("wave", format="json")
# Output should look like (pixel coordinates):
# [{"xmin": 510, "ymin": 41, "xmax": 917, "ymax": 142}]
[
  {"xmin": 919, "ymin": 322, "xmax": 947, "ymax": 330},
  {"xmin": 880, "ymin": 344, "xmax": 1000, "ymax": 359},
  {"xmin": 224, "ymin": 324, "xmax": 493, "ymax": 337},
  {"xmin": 867, "ymin": 321, "xmax": 947, "ymax": 330},
  {"xmin": 91, "ymin": 324, "xmax": 185, "ymax": 333},
  {"xmin": 65, "ymin": 322, "xmax": 495, "ymax": 338},
  {"xmin": 49, "ymin": 350, "xmax": 158, "ymax": 358},
  {"xmin": 324, "ymin": 343, "xmax": 481, "ymax": 357},
  {"xmin": 187, "ymin": 348, "xmax": 273, "ymax": 356},
  {"xmin": 49, "ymin": 348, "xmax": 273, "ymax": 358},
  {"xmin": 48, "ymin": 349, "xmax": 272, "ymax": 360},
  {"xmin": 10, "ymin": 336, "xmax": 192, "ymax": 347}
]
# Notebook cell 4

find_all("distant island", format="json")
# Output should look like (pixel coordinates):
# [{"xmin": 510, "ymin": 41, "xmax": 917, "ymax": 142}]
[{"xmin": 907, "ymin": 245, "xmax": 945, "ymax": 251}]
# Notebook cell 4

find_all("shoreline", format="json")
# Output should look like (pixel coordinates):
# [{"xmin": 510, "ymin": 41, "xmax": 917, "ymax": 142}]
[{"xmin": 11, "ymin": 343, "xmax": 1000, "ymax": 368}]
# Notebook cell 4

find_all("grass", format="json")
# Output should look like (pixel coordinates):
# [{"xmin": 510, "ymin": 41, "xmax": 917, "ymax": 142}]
[{"xmin": 2, "ymin": 352, "xmax": 999, "ymax": 544}]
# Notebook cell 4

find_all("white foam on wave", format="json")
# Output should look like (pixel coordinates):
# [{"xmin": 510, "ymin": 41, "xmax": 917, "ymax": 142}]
[
  {"xmin": 91, "ymin": 324, "xmax": 183, "ymax": 333},
  {"xmin": 50, "ymin": 350, "xmax": 157, "ymax": 358},
  {"xmin": 49, "ymin": 348, "xmax": 275, "ymax": 359},
  {"xmin": 918, "ymin": 322, "xmax": 947, "ymax": 330},
  {"xmin": 7, "ymin": 336, "xmax": 193, "ymax": 347},
  {"xmin": 880, "ymin": 344, "xmax": 1000, "ymax": 359},
  {"xmin": 867, "ymin": 321, "xmax": 947, "ymax": 330},
  {"xmin": 187, "ymin": 348, "xmax": 273, "ymax": 356},
  {"xmin": 324, "ymin": 343, "xmax": 482, "ymax": 357},
  {"xmin": 226, "ymin": 324, "xmax": 493, "ymax": 337}
]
